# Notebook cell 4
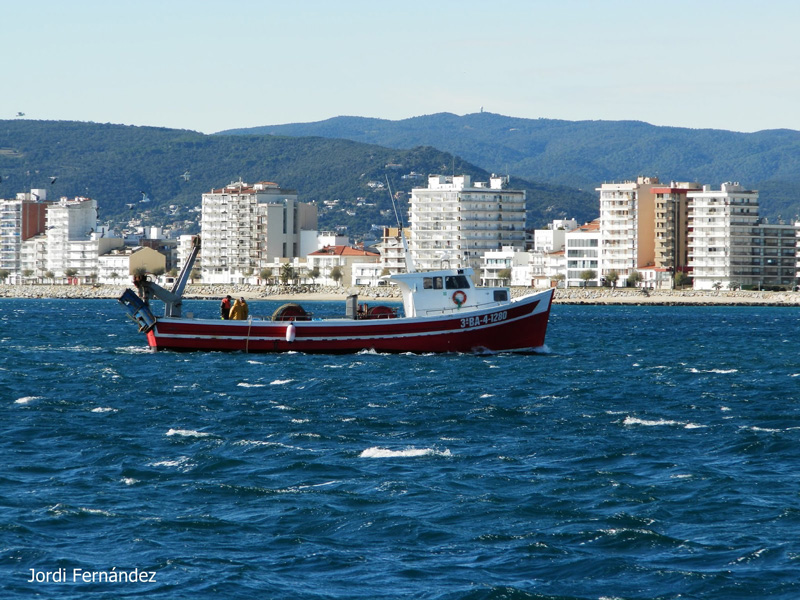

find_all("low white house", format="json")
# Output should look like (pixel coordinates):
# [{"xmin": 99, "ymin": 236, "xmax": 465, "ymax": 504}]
[
  {"xmin": 98, "ymin": 246, "xmax": 166, "ymax": 284},
  {"xmin": 481, "ymin": 246, "xmax": 530, "ymax": 286},
  {"xmin": 306, "ymin": 245, "xmax": 380, "ymax": 287}
]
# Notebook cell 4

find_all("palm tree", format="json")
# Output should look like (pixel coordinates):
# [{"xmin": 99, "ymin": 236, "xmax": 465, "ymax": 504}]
[{"xmin": 280, "ymin": 263, "xmax": 294, "ymax": 285}]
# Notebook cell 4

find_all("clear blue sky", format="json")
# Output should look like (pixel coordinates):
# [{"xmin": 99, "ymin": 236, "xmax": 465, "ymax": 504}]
[{"xmin": 6, "ymin": 0, "xmax": 800, "ymax": 134}]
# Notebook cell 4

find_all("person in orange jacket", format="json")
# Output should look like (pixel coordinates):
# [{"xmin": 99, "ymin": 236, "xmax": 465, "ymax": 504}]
[{"xmin": 229, "ymin": 297, "xmax": 249, "ymax": 320}]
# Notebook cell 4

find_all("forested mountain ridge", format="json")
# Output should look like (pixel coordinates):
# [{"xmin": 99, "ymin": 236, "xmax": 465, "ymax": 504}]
[
  {"xmin": 0, "ymin": 120, "xmax": 596, "ymax": 238},
  {"xmin": 221, "ymin": 112, "xmax": 800, "ymax": 221}
]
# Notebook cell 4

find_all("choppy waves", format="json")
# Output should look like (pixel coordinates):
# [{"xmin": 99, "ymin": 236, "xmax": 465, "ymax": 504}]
[{"xmin": 3, "ymin": 299, "xmax": 800, "ymax": 599}]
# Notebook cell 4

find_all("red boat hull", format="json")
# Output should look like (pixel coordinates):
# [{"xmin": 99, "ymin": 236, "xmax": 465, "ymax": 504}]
[{"xmin": 142, "ymin": 289, "xmax": 554, "ymax": 354}]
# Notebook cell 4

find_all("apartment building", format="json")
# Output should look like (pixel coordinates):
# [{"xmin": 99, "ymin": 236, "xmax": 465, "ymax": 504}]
[
  {"xmin": 409, "ymin": 174, "xmax": 526, "ymax": 272},
  {"xmin": 374, "ymin": 227, "xmax": 410, "ymax": 275},
  {"xmin": 200, "ymin": 180, "xmax": 318, "ymax": 284},
  {"xmin": 688, "ymin": 183, "xmax": 795, "ymax": 290},
  {"xmin": 598, "ymin": 176, "xmax": 660, "ymax": 282},
  {"xmin": 565, "ymin": 219, "xmax": 601, "ymax": 287},
  {"xmin": 0, "ymin": 189, "xmax": 49, "ymax": 282},
  {"xmin": 652, "ymin": 182, "xmax": 700, "ymax": 279},
  {"xmin": 533, "ymin": 218, "xmax": 578, "ymax": 253},
  {"xmin": 45, "ymin": 196, "xmax": 122, "ymax": 280}
]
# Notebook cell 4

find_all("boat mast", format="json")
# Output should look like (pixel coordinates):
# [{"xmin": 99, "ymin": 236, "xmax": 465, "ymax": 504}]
[{"xmin": 385, "ymin": 175, "xmax": 416, "ymax": 274}]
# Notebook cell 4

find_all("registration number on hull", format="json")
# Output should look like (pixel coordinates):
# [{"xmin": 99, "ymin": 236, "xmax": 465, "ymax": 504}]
[{"xmin": 460, "ymin": 311, "xmax": 508, "ymax": 328}]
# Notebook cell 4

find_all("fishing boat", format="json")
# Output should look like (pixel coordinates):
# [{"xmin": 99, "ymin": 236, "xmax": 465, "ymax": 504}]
[{"xmin": 119, "ymin": 237, "xmax": 554, "ymax": 353}]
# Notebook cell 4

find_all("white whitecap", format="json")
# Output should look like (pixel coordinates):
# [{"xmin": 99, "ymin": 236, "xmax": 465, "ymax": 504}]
[
  {"xmin": 270, "ymin": 379, "xmax": 294, "ymax": 385},
  {"xmin": 166, "ymin": 428, "xmax": 212, "ymax": 438},
  {"xmin": 149, "ymin": 456, "xmax": 194, "ymax": 469},
  {"xmin": 14, "ymin": 396, "xmax": 42, "ymax": 404},
  {"xmin": 688, "ymin": 367, "xmax": 738, "ymax": 374},
  {"xmin": 360, "ymin": 447, "xmax": 452, "ymax": 458},
  {"xmin": 91, "ymin": 407, "xmax": 117, "ymax": 413},
  {"xmin": 623, "ymin": 416, "xmax": 683, "ymax": 427},
  {"xmin": 237, "ymin": 382, "xmax": 265, "ymax": 388}
]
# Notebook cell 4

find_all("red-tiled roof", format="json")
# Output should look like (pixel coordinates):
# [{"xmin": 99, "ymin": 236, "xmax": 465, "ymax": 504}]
[{"xmin": 309, "ymin": 245, "xmax": 379, "ymax": 257}]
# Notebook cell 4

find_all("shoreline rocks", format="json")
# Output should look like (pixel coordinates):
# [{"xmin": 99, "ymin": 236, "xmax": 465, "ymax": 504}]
[{"xmin": 1, "ymin": 283, "xmax": 799, "ymax": 306}]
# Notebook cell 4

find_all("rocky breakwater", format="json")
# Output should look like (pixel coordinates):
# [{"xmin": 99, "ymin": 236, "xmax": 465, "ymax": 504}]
[
  {"xmin": 546, "ymin": 287, "xmax": 800, "ymax": 306},
  {"xmin": 184, "ymin": 283, "xmax": 402, "ymax": 300},
  {"xmin": 0, "ymin": 283, "xmax": 401, "ymax": 301},
  {"xmin": 0, "ymin": 284, "xmax": 128, "ymax": 299}
]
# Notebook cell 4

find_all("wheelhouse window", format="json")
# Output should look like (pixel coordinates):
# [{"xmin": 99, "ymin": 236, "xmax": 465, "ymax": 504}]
[
  {"xmin": 423, "ymin": 276, "xmax": 444, "ymax": 289},
  {"xmin": 445, "ymin": 275, "xmax": 470, "ymax": 289}
]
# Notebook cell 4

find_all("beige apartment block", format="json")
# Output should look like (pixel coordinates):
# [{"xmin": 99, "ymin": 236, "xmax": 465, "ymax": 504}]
[{"xmin": 597, "ymin": 176, "xmax": 660, "ymax": 282}]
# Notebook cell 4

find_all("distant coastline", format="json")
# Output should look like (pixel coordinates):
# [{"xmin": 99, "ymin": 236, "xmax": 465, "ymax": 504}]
[{"xmin": 2, "ymin": 284, "xmax": 800, "ymax": 306}]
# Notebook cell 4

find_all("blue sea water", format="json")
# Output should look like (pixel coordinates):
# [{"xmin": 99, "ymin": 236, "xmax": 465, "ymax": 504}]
[{"xmin": 2, "ymin": 297, "xmax": 800, "ymax": 599}]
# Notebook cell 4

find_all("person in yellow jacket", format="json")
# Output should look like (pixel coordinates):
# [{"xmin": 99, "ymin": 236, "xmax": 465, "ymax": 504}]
[{"xmin": 229, "ymin": 297, "xmax": 249, "ymax": 320}]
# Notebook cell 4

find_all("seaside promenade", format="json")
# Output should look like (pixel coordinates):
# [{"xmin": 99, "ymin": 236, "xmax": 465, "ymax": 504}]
[{"xmin": 2, "ymin": 284, "xmax": 800, "ymax": 306}]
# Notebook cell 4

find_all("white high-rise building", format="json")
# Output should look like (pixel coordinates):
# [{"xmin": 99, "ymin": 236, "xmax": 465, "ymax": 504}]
[
  {"xmin": 45, "ymin": 197, "xmax": 122, "ymax": 280},
  {"xmin": 0, "ymin": 190, "xmax": 49, "ymax": 282},
  {"xmin": 200, "ymin": 180, "xmax": 318, "ymax": 284},
  {"xmin": 688, "ymin": 183, "xmax": 795, "ymax": 290},
  {"xmin": 409, "ymin": 174, "xmax": 526, "ymax": 272}
]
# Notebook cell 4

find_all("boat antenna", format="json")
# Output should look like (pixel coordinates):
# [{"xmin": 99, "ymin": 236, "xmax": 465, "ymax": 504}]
[
  {"xmin": 385, "ymin": 175, "xmax": 416, "ymax": 273},
  {"xmin": 386, "ymin": 175, "xmax": 404, "ymax": 229}
]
